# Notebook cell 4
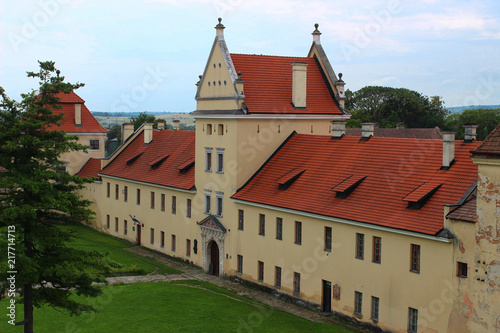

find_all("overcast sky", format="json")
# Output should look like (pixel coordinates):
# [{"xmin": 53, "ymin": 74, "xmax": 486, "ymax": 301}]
[{"xmin": 1, "ymin": 0, "xmax": 499, "ymax": 113}]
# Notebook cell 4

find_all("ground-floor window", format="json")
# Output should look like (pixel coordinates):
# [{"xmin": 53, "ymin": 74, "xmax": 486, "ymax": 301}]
[
  {"xmin": 258, "ymin": 261, "xmax": 264, "ymax": 282},
  {"xmin": 237, "ymin": 255, "xmax": 243, "ymax": 274},
  {"xmin": 161, "ymin": 231, "xmax": 165, "ymax": 248},
  {"xmin": 408, "ymin": 308, "xmax": 418, "ymax": 333},
  {"xmin": 124, "ymin": 220, "xmax": 127, "ymax": 235},
  {"xmin": 354, "ymin": 291, "xmax": 363, "ymax": 315},
  {"xmin": 293, "ymin": 272, "xmax": 300, "ymax": 294},
  {"xmin": 171, "ymin": 234, "xmax": 176, "ymax": 252},
  {"xmin": 150, "ymin": 228, "xmax": 154, "ymax": 244},
  {"xmin": 371, "ymin": 296, "xmax": 379, "ymax": 321},
  {"xmin": 275, "ymin": 266, "xmax": 281, "ymax": 288},
  {"xmin": 186, "ymin": 239, "xmax": 191, "ymax": 257}
]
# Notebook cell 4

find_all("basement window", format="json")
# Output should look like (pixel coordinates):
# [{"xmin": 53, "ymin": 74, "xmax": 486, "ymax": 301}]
[{"xmin": 457, "ymin": 262, "xmax": 468, "ymax": 278}]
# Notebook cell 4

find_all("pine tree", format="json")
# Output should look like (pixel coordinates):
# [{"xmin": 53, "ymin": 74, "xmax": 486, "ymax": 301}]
[{"xmin": 0, "ymin": 61, "xmax": 118, "ymax": 333}]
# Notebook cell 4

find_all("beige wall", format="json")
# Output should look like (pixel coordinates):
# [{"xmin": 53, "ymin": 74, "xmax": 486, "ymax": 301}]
[
  {"xmin": 229, "ymin": 202, "xmax": 457, "ymax": 333},
  {"xmin": 61, "ymin": 133, "xmax": 106, "ymax": 175}
]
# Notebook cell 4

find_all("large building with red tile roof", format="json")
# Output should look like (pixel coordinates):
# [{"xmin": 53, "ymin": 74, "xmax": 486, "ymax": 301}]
[{"xmin": 77, "ymin": 20, "xmax": 499, "ymax": 333}]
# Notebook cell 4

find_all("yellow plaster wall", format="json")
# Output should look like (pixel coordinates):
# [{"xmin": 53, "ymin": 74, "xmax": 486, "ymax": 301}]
[
  {"xmin": 228, "ymin": 204, "xmax": 456, "ymax": 333},
  {"xmin": 61, "ymin": 133, "xmax": 106, "ymax": 175}
]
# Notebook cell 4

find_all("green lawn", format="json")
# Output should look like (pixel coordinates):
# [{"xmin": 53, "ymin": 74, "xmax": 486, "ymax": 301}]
[
  {"xmin": 59, "ymin": 224, "xmax": 180, "ymax": 276},
  {"xmin": 1, "ymin": 281, "xmax": 353, "ymax": 332}
]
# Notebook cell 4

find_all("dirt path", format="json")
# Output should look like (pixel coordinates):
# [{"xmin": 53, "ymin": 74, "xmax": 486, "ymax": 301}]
[{"xmin": 111, "ymin": 246, "xmax": 366, "ymax": 332}]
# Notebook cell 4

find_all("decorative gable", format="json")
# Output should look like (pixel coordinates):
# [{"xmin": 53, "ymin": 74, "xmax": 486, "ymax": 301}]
[{"xmin": 197, "ymin": 215, "xmax": 227, "ymax": 232}]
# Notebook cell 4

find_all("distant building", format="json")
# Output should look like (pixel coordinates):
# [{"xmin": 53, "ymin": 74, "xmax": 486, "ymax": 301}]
[{"xmin": 77, "ymin": 20, "xmax": 499, "ymax": 333}]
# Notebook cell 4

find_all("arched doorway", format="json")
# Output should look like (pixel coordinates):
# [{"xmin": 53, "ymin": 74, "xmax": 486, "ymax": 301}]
[{"xmin": 208, "ymin": 240, "xmax": 219, "ymax": 276}]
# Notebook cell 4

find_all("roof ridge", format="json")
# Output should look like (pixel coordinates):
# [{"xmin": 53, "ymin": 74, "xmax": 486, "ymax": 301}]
[{"xmin": 230, "ymin": 53, "xmax": 310, "ymax": 59}]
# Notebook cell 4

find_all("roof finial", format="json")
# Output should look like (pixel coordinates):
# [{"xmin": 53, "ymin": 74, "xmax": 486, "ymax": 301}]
[
  {"xmin": 56, "ymin": 69, "xmax": 61, "ymax": 77},
  {"xmin": 338, "ymin": 73, "xmax": 343, "ymax": 82},
  {"xmin": 312, "ymin": 23, "xmax": 321, "ymax": 43},
  {"xmin": 215, "ymin": 17, "xmax": 225, "ymax": 29}
]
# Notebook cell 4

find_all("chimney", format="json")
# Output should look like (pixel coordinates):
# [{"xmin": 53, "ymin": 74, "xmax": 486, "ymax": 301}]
[
  {"xmin": 331, "ymin": 120, "xmax": 347, "ymax": 139},
  {"xmin": 361, "ymin": 122, "xmax": 376, "ymax": 140},
  {"xmin": 215, "ymin": 17, "xmax": 225, "ymax": 39},
  {"xmin": 335, "ymin": 73, "xmax": 346, "ymax": 109},
  {"xmin": 463, "ymin": 124, "xmax": 478, "ymax": 143},
  {"xmin": 172, "ymin": 119, "xmax": 180, "ymax": 131},
  {"xmin": 396, "ymin": 122, "xmax": 405, "ymax": 129},
  {"xmin": 121, "ymin": 123, "xmax": 134, "ymax": 144},
  {"xmin": 442, "ymin": 131, "xmax": 456, "ymax": 170},
  {"xmin": 312, "ymin": 23, "xmax": 321, "ymax": 44},
  {"xmin": 75, "ymin": 104, "xmax": 82, "ymax": 127},
  {"xmin": 292, "ymin": 62, "xmax": 308, "ymax": 108},
  {"xmin": 157, "ymin": 120, "xmax": 165, "ymax": 130},
  {"xmin": 144, "ymin": 123, "xmax": 153, "ymax": 144}
]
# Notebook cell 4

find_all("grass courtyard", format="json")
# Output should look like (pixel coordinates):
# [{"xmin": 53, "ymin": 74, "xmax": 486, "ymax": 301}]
[{"xmin": 0, "ymin": 224, "xmax": 355, "ymax": 332}]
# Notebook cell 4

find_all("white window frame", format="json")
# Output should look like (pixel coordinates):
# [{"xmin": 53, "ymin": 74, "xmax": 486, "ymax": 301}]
[
  {"xmin": 215, "ymin": 191, "xmax": 223, "ymax": 217},
  {"xmin": 89, "ymin": 138, "xmax": 101, "ymax": 151},
  {"xmin": 216, "ymin": 148, "xmax": 224, "ymax": 173},
  {"xmin": 205, "ymin": 147, "xmax": 213, "ymax": 172},
  {"xmin": 204, "ymin": 190, "xmax": 211, "ymax": 214}
]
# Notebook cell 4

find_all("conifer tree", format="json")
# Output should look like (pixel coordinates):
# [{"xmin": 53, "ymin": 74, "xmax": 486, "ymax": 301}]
[{"xmin": 0, "ymin": 61, "xmax": 117, "ymax": 333}]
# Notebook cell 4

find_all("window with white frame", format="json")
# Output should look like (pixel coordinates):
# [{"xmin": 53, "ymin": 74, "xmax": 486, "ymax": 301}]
[
  {"xmin": 205, "ymin": 148, "xmax": 213, "ymax": 172},
  {"xmin": 204, "ymin": 190, "xmax": 211, "ymax": 214},
  {"xmin": 216, "ymin": 148, "xmax": 224, "ymax": 173},
  {"xmin": 89, "ymin": 139, "xmax": 100, "ymax": 150},
  {"xmin": 215, "ymin": 192, "xmax": 223, "ymax": 217}
]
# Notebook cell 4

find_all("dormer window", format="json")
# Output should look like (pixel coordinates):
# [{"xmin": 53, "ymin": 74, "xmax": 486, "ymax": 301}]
[
  {"xmin": 403, "ymin": 182, "xmax": 442, "ymax": 209},
  {"xmin": 276, "ymin": 169, "xmax": 305, "ymax": 190},
  {"xmin": 331, "ymin": 175, "xmax": 366, "ymax": 199}
]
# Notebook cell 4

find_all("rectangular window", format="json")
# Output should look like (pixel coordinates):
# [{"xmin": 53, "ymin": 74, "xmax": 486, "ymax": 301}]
[
  {"xmin": 206, "ymin": 124, "xmax": 212, "ymax": 135},
  {"xmin": 171, "ymin": 234, "xmax": 176, "ymax": 252},
  {"xmin": 354, "ymin": 291, "xmax": 363, "ymax": 315},
  {"xmin": 150, "ymin": 228, "xmax": 154, "ymax": 245},
  {"xmin": 137, "ymin": 188, "xmax": 141, "ymax": 205},
  {"xmin": 161, "ymin": 231, "xmax": 165, "ymax": 248},
  {"xmin": 458, "ymin": 262, "xmax": 468, "ymax": 278},
  {"xmin": 218, "ymin": 124, "xmax": 224, "ymax": 135},
  {"xmin": 205, "ymin": 148, "xmax": 212, "ymax": 171},
  {"xmin": 151, "ymin": 191, "xmax": 155, "ymax": 209},
  {"xmin": 410, "ymin": 244, "xmax": 420, "ymax": 273},
  {"xmin": 258, "ymin": 261, "xmax": 264, "ymax": 282},
  {"xmin": 295, "ymin": 221, "xmax": 302, "ymax": 245},
  {"xmin": 124, "ymin": 220, "xmax": 128, "ymax": 235},
  {"xmin": 115, "ymin": 217, "xmax": 118, "ymax": 232},
  {"xmin": 259, "ymin": 214, "xmax": 265, "ymax": 236},
  {"xmin": 187, "ymin": 199, "xmax": 192, "ymax": 218},
  {"xmin": 276, "ymin": 217, "xmax": 283, "ymax": 240},
  {"xmin": 215, "ymin": 193, "xmax": 223, "ymax": 217},
  {"xmin": 275, "ymin": 266, "xmax": 282, "ymax": 288},
  {"xmin": 106, "ymin": 215, "xmax": 110, "ymax": 229},
  {"xmin": 89, "ymin": 139, "xmax": 100, "ymax": 150},
  {"xmin": 204, "ymin": 191, "xmax": 211, "ymax": 214},
  {"xmin": 294, "ymin": 272, "xmax": 301, "ymax": 294},
  {"xmin": 186, "ymin": 239, "xmax": 191, "ymax": 257},
  {"xmin": 106, "ymin": 182, "xmax": 110, "ymax": 198},
  {"xmin": 115, "ymin": 184, "xmax": 119, "ymax": 200},
  {"xmin": 237, "ymin": 255, "xmax": 243, "ymax": 274},
  {"xmin": 216, "ymin": 149, "xmax": 224, "ymax": 173},
  {"xmin": 325, "ymin": 226, "xmax": 332, "ymax": 251},
  {"xmin": 408, "ymin": 308, "xmax": 418, "ymax": 333},
  {"xmin": 373, "ymin": 237, "xmax": 382, "ymax": 264},
  {"xmin": 172, "ymin": 196, "xmax": 177, "ymax": 214},
  {"xmin": 161, "ymin": 194, "xmax": 165, "ymax": 212},
  {"xmin": 238, "ymin": 209, "xmax": 244, "ymax": 230},
  {"xmin": 356, "ymin": 233, "xmax": 364, "ymax": 259},
  {"xmin": 371, "ymin": 296, "xmax": 379, "ymax": 321},
  {"xmin": 123, "ymin": 186, "xmax": 128, "ymax": 202}
]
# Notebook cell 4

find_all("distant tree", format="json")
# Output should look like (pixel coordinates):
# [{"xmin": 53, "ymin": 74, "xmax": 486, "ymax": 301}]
[
  {"xmin": 0, "ymin": 61, "xmax": 118, "ymax": 333},
  {"xmin": 131, "ymin": 112, "xmax": 157, "ymax": 131},
  {"xmin": 345, "ymin": 86, "xmax": 448, "ymax": 128},
  {"xmin": 444, "ymin": 108, "xmax": 500, "ymax": 140},
  {"xmin": 105, "ymin": 124, "xmax": 121, "ymax": 152}
]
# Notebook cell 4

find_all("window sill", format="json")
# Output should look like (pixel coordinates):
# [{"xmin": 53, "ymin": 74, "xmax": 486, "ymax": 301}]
[
  {"xmin": 372, "ymin": 261, "xmax": 381, "ymax": 264},
  {"xmin": 293, "ymin": 291, "xmax": 300, "ymax": 296},
  {"xmin": 457, "ymin": 275, "xmax": 468, "ymax": 278},
  {"xmin": 294, "ymin": 242, "xmax": 302, "ymax": 245},
  {"xmin": 370, "ymin": 317, "xmax": 378, "ymax": 322},
  {"xmin": 276, "ymin": 238, "xmax": 282, "ymax": 241},
  {"xmin": 355, "ymin": 256, "xmax": 364, "ymax": 260},
  {"xmin": 410, "ymin": 269, "xmax": 420, "ymax": 274},
  {"xmin": 275, "ymin": 285, "xmax": 280, "ymax": 289},
  {"xmin": 216, "ymin": 171, "xmax": 224, "ymax": 174},
  {"xmin": 353, "ymin": 312, "xmax": 362, "ymax": 319},
  {"xmin": 324, "ymin": 249, "xmax": 332, "ymax": 252}
]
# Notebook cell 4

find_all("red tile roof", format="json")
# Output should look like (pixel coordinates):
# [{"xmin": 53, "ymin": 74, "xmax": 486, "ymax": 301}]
[
  {"xmin": 100, "ymin": 130, "xmax": 195, "ymax": 190},
  {"xmin": 48, "ymin": 91, "xmax": 107, "ymax": 134},
  {"xmin": 446, "ymin": 199, "xmax": 477, "ymax": 223},
  {"xmin": 230, "ymin": 54, "xmax": 343, "ymax": 115},
  {"xmin": 76, "ymin": 158, "xmax": 102, "ymax": 179},
  {"xmin": 402, "ymin": 182, "xmax": 442, "ymax": 203},
  {"xmin": 471, "ymin": 123, "xmax": 500, "ymax": 157},
  {"xmin": 345, "ymin": 127, "xmax": 442, "ymax": 139},
  {"xmin": 232, "ymin": 134, "xmax": 481, "ymax": 235}
]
